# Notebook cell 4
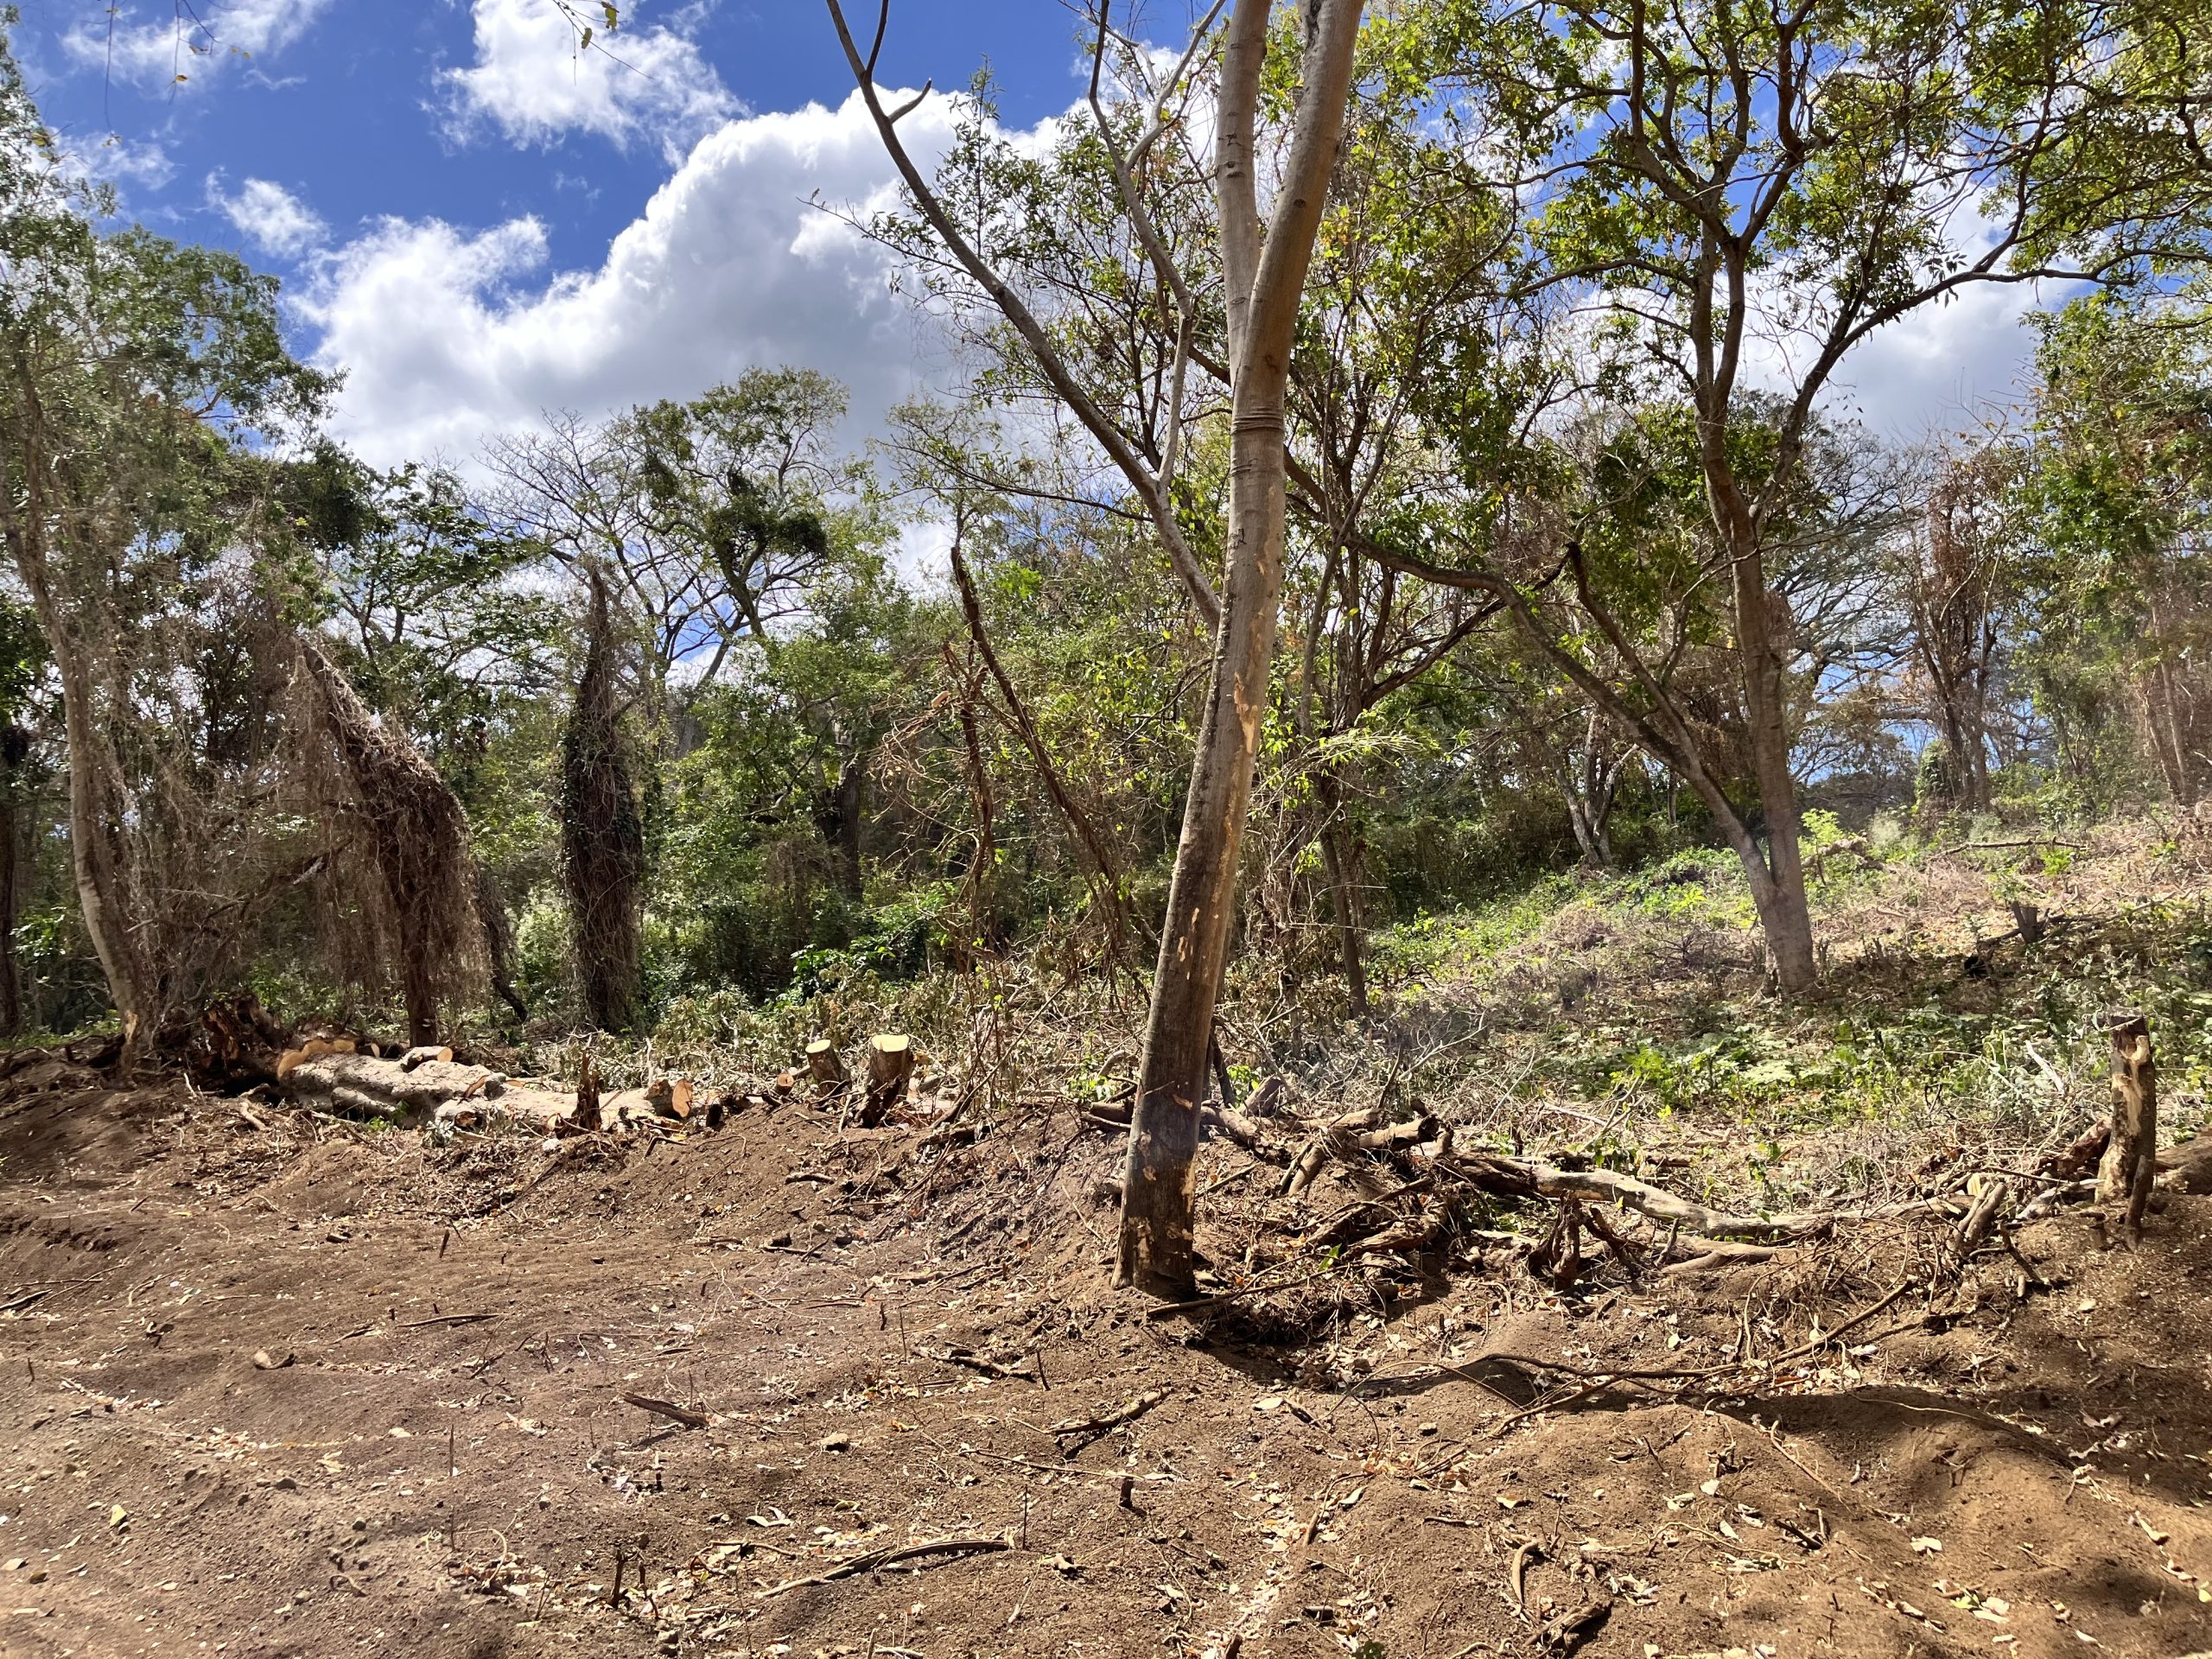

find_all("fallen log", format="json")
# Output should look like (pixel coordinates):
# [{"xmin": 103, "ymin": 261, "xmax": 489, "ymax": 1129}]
[
  {"xmin": 1083, "ymin": 1095, "xmax": 1264, "ymax": 1151},
  {"xmin": 285, "ymin": 1052, "xmax": 575, "ymax": 1132},
  {"xmin": 275, "ymin": 1036, "xmax": 358, "ymax": 1082},
  {"xmin": 1281, "ymin": 1106, "xmax": 1382, "ymax": 1200},
  {"xmin": 1357, "ymin": 1115, "xmax": 1439, "ymax": 1156},
  {"xmin": 1443, "ymin": 1153, "xmax": 1857, "ymax": 1242}
]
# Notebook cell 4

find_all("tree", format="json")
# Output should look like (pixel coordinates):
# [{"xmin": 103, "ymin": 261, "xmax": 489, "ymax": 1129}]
[
  {"xmin": 0, "ymin": 24, "xmax": 331, "ymax": 1062},
  {"xmin": 2022, "ymin": 291, "xmax": 2212, "ymax": 806},
  {"xmin": 0, "ymin": 598, "xmax": 44, "ymax": 1034},
  {"xmin": 830, "ymin": 0, "xmax": 1370, "ymax": 1295},
  {"xmin": 1892, "ymin": 443, "xmax": 2016, "ymax": 811},
  {"xmin": 1391, "ymin": 0, "xmax": 2212, "ymax": 988},
  {"xmin": 563, "ymin": 568, "xmax": 647, "ymax": 1032},
  {"xmin": 292, "ymin": 639, "xmax": 487, "ymax": 1047}
]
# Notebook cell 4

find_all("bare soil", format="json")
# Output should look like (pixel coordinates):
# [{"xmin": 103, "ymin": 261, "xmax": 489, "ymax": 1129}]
[{"xmin": 3, "ymin": 1057, "xmax": 2209, "ymax": 1659}]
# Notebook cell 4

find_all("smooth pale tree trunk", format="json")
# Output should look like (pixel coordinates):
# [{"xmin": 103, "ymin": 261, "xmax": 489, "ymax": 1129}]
[
  {"xmin": 1715, "ymin": 472, "xmax": 1818, "ymax": 994},
  {"xmin": 0, "ymin": 725, "xmax": 27, "ymax": 1035},
  {"xmin": 0, "ymin": 481, "xmax": 155, "ymax": 1065},
  {"xmin": 1117, "ymin": 0, "xmax": 1368, "ymax": 1298}
]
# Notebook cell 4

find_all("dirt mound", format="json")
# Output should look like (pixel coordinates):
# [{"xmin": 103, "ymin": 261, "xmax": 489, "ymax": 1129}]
[{"xmin": 2, "ymin": 1065, "xmax": 2208, "ymax": 1659}]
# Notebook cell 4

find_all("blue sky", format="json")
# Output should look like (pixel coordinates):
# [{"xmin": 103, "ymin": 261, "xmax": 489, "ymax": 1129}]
[
  {"xmin": 10, "ymin": 0, "xmax": 1116, "ymax": 467},
  {"xmin": 19, "ymin": 2, "xmax": 1089, "ymax": 275},
  {"xmin": 10, "ymin": 1, "xmax": 2041, "ymax": 473}
]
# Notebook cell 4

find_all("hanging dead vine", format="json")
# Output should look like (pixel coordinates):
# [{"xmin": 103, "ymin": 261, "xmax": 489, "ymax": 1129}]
[
  {"xmin": 562, "ymin": 567, "xmax": 646, "ymax": 1033},
  {"xmin": 292, "ymin": 637, "xmax": 486, "ymax": 1045}
]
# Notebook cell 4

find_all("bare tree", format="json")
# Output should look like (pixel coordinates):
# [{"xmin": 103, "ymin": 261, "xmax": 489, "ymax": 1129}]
[{"xmin": 1895, "ymin": 445, "xmax": 2011, "ymax": 810}]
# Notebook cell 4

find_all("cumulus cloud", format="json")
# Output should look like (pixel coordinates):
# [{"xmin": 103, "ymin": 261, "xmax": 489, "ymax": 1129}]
[
  {"xmin": 302, "ymin": 89, "xmax": 958, "ymax": 469},
  {"xmin": 64, "ymin": 0, "xmax": 333, "ymax": 89},
  {"xmin": 61, "ymin": 133, "xmax": 176, "ymax": 194},
  {"xmin": 441, "ymin": 0, "xmax": 740, "ymax": 160},
  {"xmin": 1815, "ymin": 281, "xmax": 2049, "ymax": 440},
  {"xmin": 209, "ymin": 175, "xmax": 327, "ymax": 257}
]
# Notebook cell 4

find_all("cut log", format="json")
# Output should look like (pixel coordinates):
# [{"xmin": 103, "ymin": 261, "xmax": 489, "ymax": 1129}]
[
  {"xmin": 1207, "ymin": 1105, "xmax": 1263, "ymax": 1150},
  {"xmin": 399, "ymin": 1045, "xmax": 454, "ymax": 1071},
  {"xmin": 602, "ymin": 1088, "xmax": 689, "ymax": 1129},
  {"xmin": 275, "ymin": 1036, "xmax": 358, "ymax": 1082},
  {"xmin": 805, "ymin": 1039, "xmax": 847, "ymax": 1090},
  {"xmin": 861, "ymin": 1033, "xmax": 913, "ymax": 1128},
  {"xmin": 2098, "ymin": 1013, "xmax": 2157, "ymax": 1236},
  {"xmin": 1090, "ymin": 1093, "xmax": 1261, "ymax": 1149},
  {"xmin": 645, "ymin": 1077, "xmax": 695, "ymax": 1121},
  {"xmin": 1281, "ymin": 1106, "xmax": 1381, "ymax": 1200},
  {"xmin": 1357, "ymin": 1115, "xmax": 1439, "ymax": 1156},
  {"xmin": 285, "ymin": 1052, "xmax": 575, "ymax": 1133}
]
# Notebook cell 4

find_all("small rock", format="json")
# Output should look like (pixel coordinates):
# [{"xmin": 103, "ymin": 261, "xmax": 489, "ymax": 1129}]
[{"xmin": 818, "ymin": 1433, "xmax": 849, "ymax": 1452}]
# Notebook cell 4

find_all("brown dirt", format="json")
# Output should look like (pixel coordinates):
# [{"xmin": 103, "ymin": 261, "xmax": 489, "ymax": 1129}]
[{"xmin": 3, "ymin": 1058, "xmax": 2210, "ymax": 1659}]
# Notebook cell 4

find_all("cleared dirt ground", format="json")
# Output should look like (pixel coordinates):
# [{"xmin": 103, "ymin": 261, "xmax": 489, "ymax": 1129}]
[{"xmin": 3, "ymin": 1054, "xmax": 2210, "ymax": 1659}]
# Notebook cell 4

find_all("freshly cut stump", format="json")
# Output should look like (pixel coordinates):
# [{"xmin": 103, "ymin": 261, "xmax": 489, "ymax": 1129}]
[{"xmin": 861, "ymin": 1034, "xmax": 913, "ymax": 1127}]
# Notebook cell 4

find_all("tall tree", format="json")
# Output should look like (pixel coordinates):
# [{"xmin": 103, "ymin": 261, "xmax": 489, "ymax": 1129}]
[
  {"xmin": 829, "ymin": 0, "xmax": 1370, "ymax": 1294},
  {"xmin": 1391, "ymin": 0, "xmax": 2212, "ymax": 988},
  {"xmin": 0, "ymin": 27, "xmax": 330, "ymax": 1062},
  {"xmin": 563, "ymin": 569, "xmax": 647, "ymax": 1033},
  {"xmin": 2022, "ymin": 290, "xmax": 2212, "ymax": 804}
]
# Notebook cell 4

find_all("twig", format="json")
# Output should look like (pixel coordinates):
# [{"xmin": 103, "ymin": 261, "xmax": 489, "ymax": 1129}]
[
  {"xmin": 756, "ymin": 1534, "xmax": 1011, "ymax": 1598},
  {"xmin": 620, "ymin": 1392, "xmax": 709, "ymax": 1430},
  {"xmin": 1050, "ymin": 1388, "xmax": 1165, "ymax": 1455}
]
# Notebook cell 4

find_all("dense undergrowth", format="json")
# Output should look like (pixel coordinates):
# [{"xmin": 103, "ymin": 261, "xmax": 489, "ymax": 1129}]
[{"xmin": 453, "ymin": 810, "xmax": 2209, "ymax": 1220}]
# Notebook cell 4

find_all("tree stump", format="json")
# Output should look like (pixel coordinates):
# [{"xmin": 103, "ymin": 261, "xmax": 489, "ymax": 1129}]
[
  {"xmin": 806, "ymin": 1039, "xmax": 847, "ymax": 1091},
  {"xmin": 575, "ymin": 1049, "xmax": 602, "ymax": 1133},
  {"xmin": 861, "ymin": 1034, "xmax": 912, "ymax": 1127},
  {"xmin": 2096, "ymin": 1013, "xmax": 2157, "ymax": 1239}
]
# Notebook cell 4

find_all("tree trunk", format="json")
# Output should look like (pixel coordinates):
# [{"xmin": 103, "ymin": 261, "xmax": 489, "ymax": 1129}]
[
  {"xmin": 832, "ymin": 750, "xmax": 864, "ymax": 898},
  {"xmin": 3, "ymin": 518, "xmax": 155, "ymax": 1065},
  {"xmin": 2098, "ymin": 1013, "xmax": 2157, "ymax": 1239},
  {"xmin": 1727, "ymin": 531, "xmax": 1816, "ymax": 992},
  {"xmin": 0, "ymin": 726, "xmax": 27, "ymax": 1036},
  {"xmin": 1318, "ymin": 805, "xmax": 1368, "ymax": 1016},
  {"xmin": 476, "ymin": 866, "xmax": 529, "ymax": 1021},
  {"xmin": 1118, "ymin": 0, "xmax": 1367, "ymax": 1299}
]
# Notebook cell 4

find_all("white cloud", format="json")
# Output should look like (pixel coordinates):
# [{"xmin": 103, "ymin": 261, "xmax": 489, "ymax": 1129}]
[
  {"xmin": 64, "ymin": 0, "xmax": 333, "ymax": 89},
  {"xmin": 303, "ymin": 89, "xmax": 959, "ymax": 470},
  {"xmin": 209, "ymin": 175, "xmax": 327, "ymax": 257},
  {"xmin": 441, "ymin": 0, "xmax": 740, "ymax": 160},
  {"xmin": 1815, "ymin": 280, "xmax": 2050, "ymax": 441},
  {"xmin": 61, "ymin": 133, "xmax": 175, "ymax": 194}
]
